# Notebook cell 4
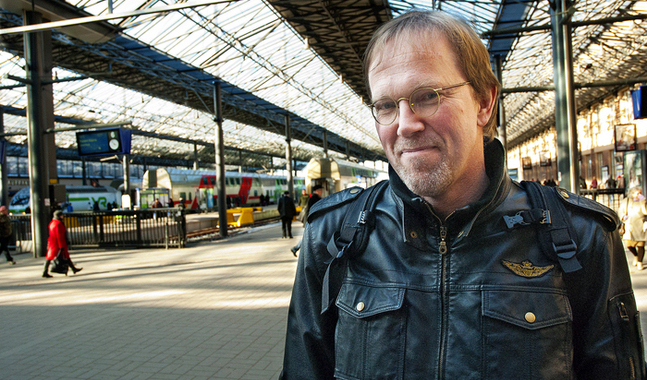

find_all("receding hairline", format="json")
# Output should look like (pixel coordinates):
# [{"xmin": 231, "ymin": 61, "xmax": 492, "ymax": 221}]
[{"xmin": 366, "ymin": 29, "xmax": 460, "ymax": 90}]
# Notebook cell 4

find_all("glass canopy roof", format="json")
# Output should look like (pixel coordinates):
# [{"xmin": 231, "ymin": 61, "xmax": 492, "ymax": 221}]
[{"xmin": 1, "ymin": 0, "xmax": 646, "ymax": 166}]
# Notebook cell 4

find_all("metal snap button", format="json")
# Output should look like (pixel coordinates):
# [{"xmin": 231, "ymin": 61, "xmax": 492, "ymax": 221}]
[
  {"xmin": 558, "ymin": 189, "xmax": 569, "ymax": 199},
  {"xmin": 410, "ymin": 231, "xmax": 418, "ymax": 239},
  {"xmin": 356, "ymin": 302, "xmax": 365, "ymax": 311},
  {"xmin": 350, "ymin": 187, "xmax": 361, "ymax": 194},
  {"xmin": 525, "ymin": 312, "xmax": 536, "ymax": 323}
]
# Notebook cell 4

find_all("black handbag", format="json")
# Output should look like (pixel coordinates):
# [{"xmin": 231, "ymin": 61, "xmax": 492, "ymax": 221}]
[{"xmin": 50, "ymin": 251, "xmax": 69, "ymax": 275}]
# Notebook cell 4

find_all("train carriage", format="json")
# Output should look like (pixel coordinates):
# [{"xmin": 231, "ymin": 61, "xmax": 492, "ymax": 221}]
[{"xmin": 142, "ymin": 168, "xmax": 304, "ymax": 209}]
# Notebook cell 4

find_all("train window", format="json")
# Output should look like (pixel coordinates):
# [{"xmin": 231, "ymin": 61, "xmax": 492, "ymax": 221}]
[
  {"xmin": 254, "ymin": 190, "xmax": 257, "ymax": 196},
  {"xmin": 236, "ymin": 178, "xmax": 240, "ymax": 185},
  {"xmin": 6, "ymin": 156, "xmax": 17, "ymax": 176},
  {"xmin": 72, "ymin": 161, "xmax": 82, "ymax": 178},
  {"xmin": 180, "ymin": 192, "xmax": 186, "ymax": 200},
  {"xmin": 18, "ymin": 157, "xmax": 28, "ymax": 176}
]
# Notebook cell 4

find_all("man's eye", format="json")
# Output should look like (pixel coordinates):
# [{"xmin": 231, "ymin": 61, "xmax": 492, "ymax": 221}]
[
  {"xmin": 414, "ymin": 90, "xmax": 439, "ymax": 104},
  {"xmin": 375, "ymin": 100, "xmax": 396, "ymax": 111}
]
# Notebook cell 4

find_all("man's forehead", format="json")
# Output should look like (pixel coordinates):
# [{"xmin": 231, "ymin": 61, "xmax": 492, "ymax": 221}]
[{"xmin": 368, "ymin": 30, "xmax": 445, "ymax": 70}]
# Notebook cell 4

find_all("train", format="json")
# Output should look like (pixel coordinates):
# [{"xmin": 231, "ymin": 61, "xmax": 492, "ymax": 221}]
[
  {"xmin": 304, "ymin": 157, "xmax": 387, "ymax": 197},
  {"xmin": 141, "ymin": 168, "xmax": 305, "ymax": 209},
  {"xmin": 8, "ymin": 185, "xmax": 122, "ymax": 214}
]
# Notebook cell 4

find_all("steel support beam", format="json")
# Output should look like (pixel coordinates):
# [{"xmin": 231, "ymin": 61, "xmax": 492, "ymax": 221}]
[
  {"xmin": 285, "ymin": 116, "xmax": 293, "ymax": 198},
  {"xmin": 551, "ymin": 0, "xmax": 579, "ymax": 193},
  {"xmin": 122, "ymin": 154, "xmax": 130, "ymax": 207},
  {"xmin": 323, "ymin": 130, "xmax": 328, "ymax": 159},
  {"xmin": 24, "ymin": 11, "xmax": 57, "ymax": 258},
  {"xmin": 495, "ymin": 55, "xmax": 507, "ymax": 165},
  {"xmin": 193, "ymin": 143, "xmax": 199, "ymax": 170},
  {"xmin": 0, "ymin": 107, "xmax": 7, "ymax": 207},
  {"xmin": 214, "ymin": 83, "xmax": 227, "ymax": 238}
]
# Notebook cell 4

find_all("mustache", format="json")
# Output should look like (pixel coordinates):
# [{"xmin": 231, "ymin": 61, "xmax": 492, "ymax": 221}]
[{"xmin": 395, "ymin": 137, "xmax": 444, "ymax": 153}]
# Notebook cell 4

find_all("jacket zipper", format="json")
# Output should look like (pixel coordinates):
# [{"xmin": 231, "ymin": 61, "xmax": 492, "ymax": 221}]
[
  {"xmin": 438, "ymin": 224, "xmax": 449, "ymax": 379},
  {"xmin": 423, "ymin": 201, "xmax": 450, "ymax": 379}
]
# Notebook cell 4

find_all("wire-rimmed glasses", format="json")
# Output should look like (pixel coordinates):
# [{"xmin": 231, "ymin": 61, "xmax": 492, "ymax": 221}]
[{"xmin": 370, "ymin": 81, "xmax": 471, "ymax": 125}]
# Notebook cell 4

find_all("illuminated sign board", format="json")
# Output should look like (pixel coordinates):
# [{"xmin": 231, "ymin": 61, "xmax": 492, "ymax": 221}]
[{"xmin": 76, "ymin": 128, "xmax": 132, "ymax": 157}]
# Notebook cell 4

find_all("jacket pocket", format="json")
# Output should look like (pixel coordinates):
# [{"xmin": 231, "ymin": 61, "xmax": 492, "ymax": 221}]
[
  {"xmin": 482, "ymin": 287, "xmax": 573, "ymax": 380},
  {"xmin": 334, "ymin": 283, "xmax": 406, "ymax": 380}
]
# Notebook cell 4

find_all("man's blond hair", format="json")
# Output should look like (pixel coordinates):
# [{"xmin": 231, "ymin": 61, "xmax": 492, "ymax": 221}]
[{"xmin": 364, "ymin": 11, "xmax": 501, "ymax": 141}]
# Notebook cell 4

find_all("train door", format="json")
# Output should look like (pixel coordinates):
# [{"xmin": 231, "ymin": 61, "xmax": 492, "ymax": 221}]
[{"xmin": 239, "ymin": 176, "xmax": 252, "ymax": 204}]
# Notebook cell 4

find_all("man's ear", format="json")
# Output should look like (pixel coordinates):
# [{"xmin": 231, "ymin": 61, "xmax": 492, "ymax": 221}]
[{"xmin": 476, "ymin": 85, "xmax": 498, "ymax": 128}]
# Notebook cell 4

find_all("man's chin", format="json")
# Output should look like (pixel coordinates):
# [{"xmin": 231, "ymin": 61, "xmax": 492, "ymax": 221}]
[{"xmin": 395, "ymin": 162, "xmax": 451, "ymax": 198}]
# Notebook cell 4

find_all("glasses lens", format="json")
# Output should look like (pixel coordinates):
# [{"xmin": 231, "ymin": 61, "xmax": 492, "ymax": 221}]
[
  {"xmin": 372, "ymin": 98, "xmax": 398, "ymax": 124},
  {"xmin": 411, "ymin": 88, "xmax": 440, "ymax": 117}
]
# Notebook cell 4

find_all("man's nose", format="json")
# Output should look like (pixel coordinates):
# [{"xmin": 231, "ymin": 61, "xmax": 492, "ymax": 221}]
[{"xmin": 396, "ymin": 100, "xmax": 425, "ymax": 137}]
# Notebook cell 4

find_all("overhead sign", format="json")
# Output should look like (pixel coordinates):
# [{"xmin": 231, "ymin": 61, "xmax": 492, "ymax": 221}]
[{"xmin": 76, "ymin": 128, "xmax": 132, "ymax": 157}]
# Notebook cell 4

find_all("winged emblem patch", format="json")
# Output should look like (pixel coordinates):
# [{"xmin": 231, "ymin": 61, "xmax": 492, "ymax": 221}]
[{"xmin": 501, "ymin": 259, "xmax": 554, "ymax": 278}]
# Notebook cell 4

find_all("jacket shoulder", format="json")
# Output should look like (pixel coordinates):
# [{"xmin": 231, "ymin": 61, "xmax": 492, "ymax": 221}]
[
  {"xmin": 553, "ymin": 187, "xmax": 619, "ymax": 230},
  {"xmin": 307, "ymin": 186, "xmax": 366, "ymax": 223}
]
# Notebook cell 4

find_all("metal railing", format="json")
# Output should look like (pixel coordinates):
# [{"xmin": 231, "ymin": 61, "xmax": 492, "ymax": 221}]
[
  {"xmin": 10, "ymin": 208, "xmax": 186, "ymax": 249},
  {"xmin": 579, "ymin": 188, "xmax": 626, "ymax": 212}
]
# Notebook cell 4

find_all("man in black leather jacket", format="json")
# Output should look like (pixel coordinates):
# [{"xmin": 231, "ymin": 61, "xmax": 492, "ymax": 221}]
[{"xmin": 280, "ymin": 10, "xmax": 645, "ymax": 380}]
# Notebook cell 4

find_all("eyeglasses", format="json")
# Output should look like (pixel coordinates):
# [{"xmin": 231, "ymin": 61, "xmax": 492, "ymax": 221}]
[{"xmin": 369, "ymin": 81, "xmax": 471, "ymax": 125}]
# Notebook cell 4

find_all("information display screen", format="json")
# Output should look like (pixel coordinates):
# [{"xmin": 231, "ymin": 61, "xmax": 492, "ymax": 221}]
[{"xmin": 76, "ymin": 128, "xmax": 124, "ymax": 157}]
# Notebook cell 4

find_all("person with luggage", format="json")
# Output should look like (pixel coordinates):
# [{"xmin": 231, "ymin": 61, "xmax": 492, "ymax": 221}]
[{"xmin": 42, "ymin": 210, "xmax": 82, "ymax": 278}]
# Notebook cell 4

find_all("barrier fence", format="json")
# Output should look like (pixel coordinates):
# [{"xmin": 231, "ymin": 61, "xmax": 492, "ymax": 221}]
[
  {"xmin": 8, "ymin": 191, "xmax": 625, "ymax": 253},
  {"xmin": 9, "ymin": 208, "xmax": 186, "ymax": 251}
]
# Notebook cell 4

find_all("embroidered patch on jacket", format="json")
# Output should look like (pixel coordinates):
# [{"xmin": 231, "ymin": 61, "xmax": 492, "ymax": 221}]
[{"xmin": 501, "ymin": 259, "xmax": 555, "ymax": 278}]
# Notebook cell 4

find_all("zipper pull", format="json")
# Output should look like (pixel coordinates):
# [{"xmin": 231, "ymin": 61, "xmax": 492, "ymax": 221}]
[{"xmin": 439, "ymin": 225, "xmax": 448, "ymax": 254}]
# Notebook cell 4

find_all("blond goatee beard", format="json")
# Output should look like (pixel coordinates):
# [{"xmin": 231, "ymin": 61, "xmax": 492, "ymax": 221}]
[{"xmin": 395, "ymin": 155, "xmax": 452, "ymax": 199}]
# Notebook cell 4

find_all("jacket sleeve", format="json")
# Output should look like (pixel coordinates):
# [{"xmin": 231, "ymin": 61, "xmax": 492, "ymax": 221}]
[
  {"xmin": 568, "ymin": 212, "xmax": 645, "ymax": 379},
  {"xmin": 280, "ymin": 221, "xmax": 337, "ymax": 380}
]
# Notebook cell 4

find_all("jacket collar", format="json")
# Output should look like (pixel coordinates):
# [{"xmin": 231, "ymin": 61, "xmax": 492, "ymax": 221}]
[{"xmin": 389, "ymin": 138, "xmax": 511, "ymax": 236}]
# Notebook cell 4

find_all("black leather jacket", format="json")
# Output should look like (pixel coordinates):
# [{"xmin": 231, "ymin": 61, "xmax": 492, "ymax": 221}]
[{"xmin": 280, "ymin": 140, "xmax": 645, "ymax": 380}]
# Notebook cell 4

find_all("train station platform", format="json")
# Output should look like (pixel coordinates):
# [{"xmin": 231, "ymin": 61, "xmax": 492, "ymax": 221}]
[{"xmin": 1, "ymin": 221, "xmax": 647, "ymax": 379}]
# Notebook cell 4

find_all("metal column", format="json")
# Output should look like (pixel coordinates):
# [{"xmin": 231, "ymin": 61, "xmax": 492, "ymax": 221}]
[
  {"xmin": 81, "ymin": 157, "xmax": 87, "ymax": 185},
  {"xmin": 285, "ymin": 116, "xmax": 293, "ymax": 198},
  {"xmin": 214, "ymin": 82, "xmax": 227, "ymax": 238},
  {"xmin": 24, "ymin": 11, "xmax": 57, "ymax": 258},
  {"xmin": 0, "ymin": 107, "xmax": 8, "ymax": 207},
  {"xmin": 550, "ymin": 0, "xmax": 579, "ymax": 193},
  {"xmin": 323, "ymin": 130, "xmax": 328, "ymax": 159},
  {"xmin": 494, "ymin": 55, "xmax": 508, "ymax": 163},
  {"xmin": 122, "ymin": 154, "xmax": 130, "ymax": 208},
  {"xmin": 193, "ymin": 143, "xmax": 199, "ymax": 170}
]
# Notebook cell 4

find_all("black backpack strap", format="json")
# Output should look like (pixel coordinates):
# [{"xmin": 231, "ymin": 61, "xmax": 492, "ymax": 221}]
[
  {"xmin": 321, "ymin": 180, "xmax": 389, "ymax": 314},
  {"xmin": 519, "ymin": 181, "xmax": 582, "ymax": 273}
]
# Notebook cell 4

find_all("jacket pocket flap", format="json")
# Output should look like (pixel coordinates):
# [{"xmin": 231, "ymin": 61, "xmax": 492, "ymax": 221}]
[
  {"xmin": 336, "ymin": 284, "xmax": 405, "ymax": 318},
  {"xmin": 482, "ymin": 288, "xmax": 572, "ymax": 330}
]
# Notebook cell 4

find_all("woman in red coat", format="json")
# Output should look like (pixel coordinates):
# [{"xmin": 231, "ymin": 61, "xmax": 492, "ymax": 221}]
[{"xmin": 42, "ymin": 210, "xmax": 82, "ymax": 277}]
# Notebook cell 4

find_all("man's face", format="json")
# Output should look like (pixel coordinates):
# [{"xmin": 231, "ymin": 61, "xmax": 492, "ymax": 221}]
[{"xmin": 368, "ymin": 31, "xmax": 493, "ymax": 199}]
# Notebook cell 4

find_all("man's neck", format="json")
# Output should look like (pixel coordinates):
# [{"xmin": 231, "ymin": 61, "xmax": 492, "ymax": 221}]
[{"xmin": 423, "ymin": 169, "xmax": 490, "ymax": 220}]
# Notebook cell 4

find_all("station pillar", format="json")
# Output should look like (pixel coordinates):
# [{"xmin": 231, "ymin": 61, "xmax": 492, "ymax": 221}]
[
  {"xmin": 214, "ymin": 82, "xmax": 227, "ymax": 238},
  {"xmin": 122, "ymin": 154, "xmax": 131, "ymax": 208},
  {"xmin": 550, "ymin": 0, "xmax": 579, "ymax": 193},
  {"xmin": 0, "ymin": 107, "xmax": 8, "ymax": 207},
  {"xmin": 285, "ymin": 116, "xmax": 293, "ymax": 198},
  {"xmin": 323, "ymin": 130, "xmax": 328, "ymax": 159},
  {"xmin": 24, "ymin": 10, "xmax": 58, "ymax": 258},
  {"xmin": 494, "ymin": 54, "xmax": 508, "ymax": 167}
]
